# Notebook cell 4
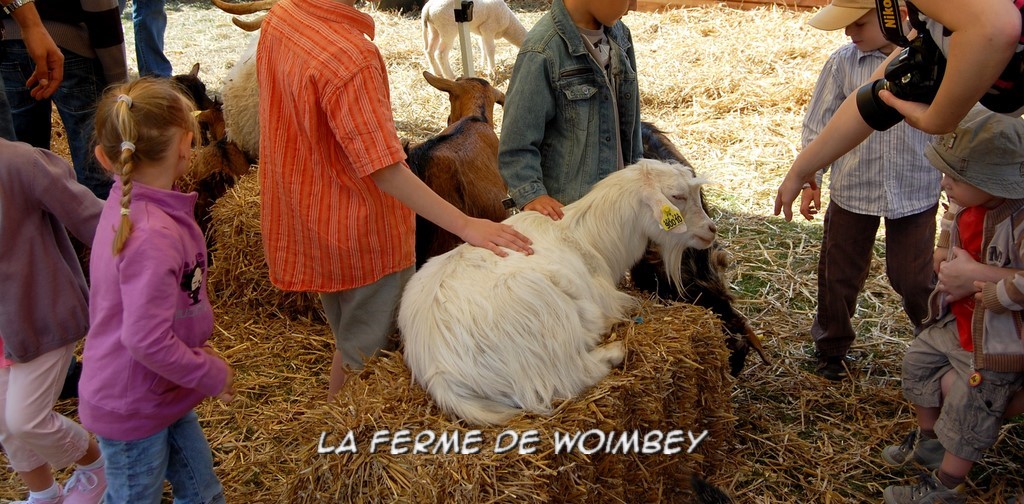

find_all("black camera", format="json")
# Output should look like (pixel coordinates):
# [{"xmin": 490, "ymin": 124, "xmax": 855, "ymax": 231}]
[{"xmin": 855, "ymin": 33, "xmax": 947, "ymax": 131}]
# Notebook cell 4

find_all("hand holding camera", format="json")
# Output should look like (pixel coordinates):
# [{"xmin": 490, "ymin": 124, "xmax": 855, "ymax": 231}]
[
  {"xmin": 855, "ymin": 0, "xmax": 1024, "ymax": 131},
  {"xmin": 855, "ymin": 32, "xmax": 947, "ymax": 130}
]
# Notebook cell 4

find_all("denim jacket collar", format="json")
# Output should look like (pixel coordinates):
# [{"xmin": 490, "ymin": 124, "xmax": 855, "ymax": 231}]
[{"xmin": 550, "ymin": 0, "xmax": 633, "ymax": 60}]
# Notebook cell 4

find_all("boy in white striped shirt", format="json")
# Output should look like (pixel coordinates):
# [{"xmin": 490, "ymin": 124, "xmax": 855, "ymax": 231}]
[{"xmin": 798, "ymin": 0, "xmax": 942, "ymax": 380}]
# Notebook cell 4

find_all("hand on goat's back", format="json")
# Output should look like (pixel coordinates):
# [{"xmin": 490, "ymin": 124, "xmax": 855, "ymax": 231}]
[{"xmin": 458, "ymin": 217, "xmax": 533, "ymax": 257}]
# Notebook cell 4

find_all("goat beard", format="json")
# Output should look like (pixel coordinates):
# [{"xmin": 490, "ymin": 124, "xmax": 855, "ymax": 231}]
[{"xmin": 656, "ymin": 241, "xmax": 688, "ymax": 294}]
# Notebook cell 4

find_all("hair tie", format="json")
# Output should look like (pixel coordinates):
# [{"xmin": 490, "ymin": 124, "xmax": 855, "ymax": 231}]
[
  {"xmin": 116, "ymin": 94, "xmax": 133, "ymax": 108},
  {"xmin": 120, "ymin": 141, "xmax": 136, "ymax": 153},
  {"xmin": 120, "ymin": 207, "xmax": 131, "ymax": 216}
]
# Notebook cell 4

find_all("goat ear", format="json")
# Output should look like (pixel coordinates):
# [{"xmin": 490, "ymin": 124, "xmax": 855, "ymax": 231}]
[
  {"xmin": 190, "ymin": 62, "xmax": 200, "ymax": 78},
  {"xmin": 423, "ymin": 71, "xmax": 454, "ymax": 93},
  {"xmin": 494, "ymin": 89, "xmax": 505, "ymax": 107},
  {"xmin": 642, "ymin": 189, "xmax": 688, "ymax": 234}
]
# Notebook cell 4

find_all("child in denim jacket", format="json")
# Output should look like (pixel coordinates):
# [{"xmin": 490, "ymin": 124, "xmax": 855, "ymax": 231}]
[{"xmin": 498, "ymin": 0, "xmax": 641, "ymax": 219}]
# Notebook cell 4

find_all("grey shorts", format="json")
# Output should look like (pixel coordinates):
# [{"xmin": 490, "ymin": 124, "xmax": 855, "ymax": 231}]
[
  {"xmin": 902, "ymin": 314, "xmax": 1024, "ymax": 461},
  {"xmin": 319, "ymin": 267, "xmax": 414, "ymax": 369}
]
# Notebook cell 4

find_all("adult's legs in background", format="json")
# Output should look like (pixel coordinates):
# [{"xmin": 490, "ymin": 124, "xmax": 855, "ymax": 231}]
[
  {"xmin": 1, "ymin": 40, "xmax": 53, "ymax": 148},
  {"xmin": 1, "ymin": 41, "xmax": 111, "ymax": 199},
  {"xmin": 132, "ymin": 0, "xmax": 171, "ymax": 77},
  {"xmin": 0, "ymin": 70, "xmax": 15, "ymax": 140},
  {"xmin": 54, "ymin": 52, "xmax": 112, "ymax": 199}
]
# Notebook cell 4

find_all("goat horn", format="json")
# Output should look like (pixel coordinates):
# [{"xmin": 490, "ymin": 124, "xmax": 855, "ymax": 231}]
[
  {"xmin": 231, "ymin": 15, "xmax": 265, "ymax": 31},
  {"xmin": 212, "ymin": 0, "xmax": 277, "ymax": 15}
]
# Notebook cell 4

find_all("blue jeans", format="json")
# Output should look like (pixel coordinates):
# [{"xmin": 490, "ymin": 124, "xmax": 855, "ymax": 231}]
[
  {"xmin": 97, "ymin": 411, "xmax": 225, "ymax": 504},
  {"xmin": 130, "ymin": 0, "xmax": 171, "ymax": 77},
  {"xmin": 0, "ymin": 41, "xmax": 112, "ymax": 199},
  {"xmin": 0, "ymin": 72, "xmax": 14, "ymax": 141}
]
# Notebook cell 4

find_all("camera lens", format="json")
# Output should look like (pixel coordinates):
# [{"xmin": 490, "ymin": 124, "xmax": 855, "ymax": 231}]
[{"xmin": 856, "ymin": 79, "xmax": 905, "ymax": 131}]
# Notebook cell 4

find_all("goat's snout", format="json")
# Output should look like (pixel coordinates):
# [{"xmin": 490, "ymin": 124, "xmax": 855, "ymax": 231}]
[{"xmin": 690, "ymin": 220, "xmax": 717, "ymax": 249}]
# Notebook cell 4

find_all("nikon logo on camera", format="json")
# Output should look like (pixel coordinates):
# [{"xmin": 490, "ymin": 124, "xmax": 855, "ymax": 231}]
[{"xmin": 880, "ymin": 0, "xmax": 899, "ymax": 29}]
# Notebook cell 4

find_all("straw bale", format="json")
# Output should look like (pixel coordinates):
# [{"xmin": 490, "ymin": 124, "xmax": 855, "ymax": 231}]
[
  {"xmin": 207, "ymin": 170, "xmax": 324, "ymax": 320},
  {"xmin": 284, "ymin": 301, "xmax": 735, "ymax": 503}
]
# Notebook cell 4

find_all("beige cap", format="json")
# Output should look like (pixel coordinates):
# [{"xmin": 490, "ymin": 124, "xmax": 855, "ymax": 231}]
[{"xmin": 808, "ymin": 0, "xmax": 876, "ymax": 31}]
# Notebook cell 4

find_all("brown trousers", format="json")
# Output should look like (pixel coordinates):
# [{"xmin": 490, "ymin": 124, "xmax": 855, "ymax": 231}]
[{"xmin": 811, "ymin": 202, "xmax": 938, "ymax": 358}]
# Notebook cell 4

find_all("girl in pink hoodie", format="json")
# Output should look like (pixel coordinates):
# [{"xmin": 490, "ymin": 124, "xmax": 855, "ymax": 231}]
[{"xmin": 80, "ymin": 78, "xmax": 234, "ymax": 504}]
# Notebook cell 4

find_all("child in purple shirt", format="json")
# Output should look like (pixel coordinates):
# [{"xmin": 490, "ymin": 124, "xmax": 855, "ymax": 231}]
[
  {"xmin": 0, "ymin": 139, "xmax": 106, "ymax": 504},
  {"xmin": 79, "ymin": 78, "xmax": 234, "ymax": 504}
]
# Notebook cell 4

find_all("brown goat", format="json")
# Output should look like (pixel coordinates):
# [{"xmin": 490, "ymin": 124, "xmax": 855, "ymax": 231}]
[
  {"xmin": 630, "ymin": 121, "xmax": 769, "ymax": 376},
  {"xmin": 175, "ymin": 65, "xmax": 253, "ymax": 244},
  {"xmin": 405, "ymin": 71, "xmax": 509, "ymax": 268}
]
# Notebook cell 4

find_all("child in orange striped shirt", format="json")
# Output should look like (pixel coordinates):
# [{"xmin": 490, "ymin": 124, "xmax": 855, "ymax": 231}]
[{"xmin": 256, "ymin": 0, "xmax": 532, "ymax": 398}]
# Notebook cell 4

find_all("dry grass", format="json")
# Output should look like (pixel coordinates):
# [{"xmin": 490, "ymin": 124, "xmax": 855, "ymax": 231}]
[{"xmin": 3, "ymin": 1, "xmax": 1022, "ymax": 503}]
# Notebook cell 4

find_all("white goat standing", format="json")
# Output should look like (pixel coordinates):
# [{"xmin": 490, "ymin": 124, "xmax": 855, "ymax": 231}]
[
  {"xmin": 422, "ymin": 0, "xmax": 528, "ymax": 79},
  {"xmin": 398, "ymin": 159, "xmax": 718, "ymax": 426}
]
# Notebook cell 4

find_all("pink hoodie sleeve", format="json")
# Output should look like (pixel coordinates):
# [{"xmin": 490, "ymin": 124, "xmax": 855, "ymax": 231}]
[{"xmin": 115, "ymin": 223, "xmax": 227, "ymax": 398}]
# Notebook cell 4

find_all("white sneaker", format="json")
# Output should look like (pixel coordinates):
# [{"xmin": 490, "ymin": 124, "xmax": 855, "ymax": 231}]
[{"xmin": 11, "ymin": 487, "xmax": 64, "ymax": 504}]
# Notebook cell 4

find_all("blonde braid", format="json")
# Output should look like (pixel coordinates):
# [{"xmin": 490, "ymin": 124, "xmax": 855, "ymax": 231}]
[
  {"xmin": 95, "ymin": 78, "xmax": 199, "ymax": 255},
  {"xmin": 112, "ymin": 94, "xmax": 138, "ymax": 255}
]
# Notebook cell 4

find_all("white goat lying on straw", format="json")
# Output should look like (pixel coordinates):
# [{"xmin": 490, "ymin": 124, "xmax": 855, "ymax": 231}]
[{"xmin": 399, "ymin": 159, "xmax": 718, "ymax": 425}]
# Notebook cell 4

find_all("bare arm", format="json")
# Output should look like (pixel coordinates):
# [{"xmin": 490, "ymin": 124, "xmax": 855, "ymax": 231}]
[
  {"xmin": 773, "ymin": 88, "xmax": 881, "ymax": 220},
  {"xmin": 880, "ymin": 0, "xmax": 1021, "ymax": 134},
  {"xmin": 776, "ymin": 0, "xmax": 1021, "ymax": 219},
  {"xmin": 370, "ymin": 163, "xmax": 533, "ymax": 257},
  {"xmin": 4, "ymin": 1, "xmax": 63, "ymax": 99}
]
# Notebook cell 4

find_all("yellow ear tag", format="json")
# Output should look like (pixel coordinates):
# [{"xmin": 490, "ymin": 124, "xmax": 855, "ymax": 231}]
[
  {"xmin": 191, "ymin": 110, "xmax": 203, "ymax": 118},
  {"xmin": 660, "ymin": 204, "xmax": 684, "ymax": 231}
]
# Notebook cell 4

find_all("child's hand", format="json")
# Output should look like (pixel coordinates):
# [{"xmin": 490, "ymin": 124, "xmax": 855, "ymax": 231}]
[
  {"xmin": 933, "ymin": 246, "xmax": 949, "ymax": 274},
  {"xmin": 523, "ymin": 195, "xmax": 564, "ymax": 221},
  {"xmin": 799, "ymin": 184, "xmax": 821, "ymax": 221},
  {"xmin": 974, "ymin": 280, "xmax": 986, "ymax": 304},
  {"xmin": 937, "ymin": 247, "xmax": 982, "ymax": 301},
  {"xmin": 202, "ymin": 346, "xmax": 235, "ymax": 403},
  {"xmin": 774, "ymin": 174, "xmax": 816, "ymax": 221},
  {"xmin": 460, "ymin": 218, "xmax": 533, "ymax": 257},
  {"xmin": 216, "ymin": 365, "xmax": 235, "ymax": 403}
]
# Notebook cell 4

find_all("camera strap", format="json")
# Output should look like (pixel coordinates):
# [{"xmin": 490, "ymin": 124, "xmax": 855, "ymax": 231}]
[{"xmin": 874, "ymin": 0, "xmax": 926, "ymax": 47}]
